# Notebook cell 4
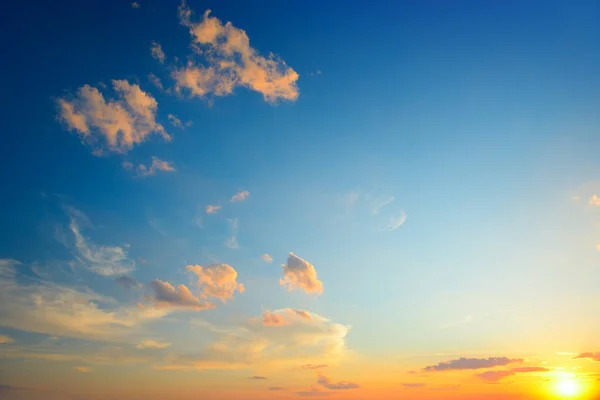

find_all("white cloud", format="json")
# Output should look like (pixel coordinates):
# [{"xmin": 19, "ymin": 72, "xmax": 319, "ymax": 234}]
[
  {"xmin": 206, "ymin": 205, "xmax": 221, "ymax": 214},
  {"xmin": 261, "ymin": 254, "xmax": 273, "ymax": 263},
  {"xmin": 66, "ymin": 207, "xmax": 136, "ymax": 277},
  {"xmin": 175, "ymin": 6, "xmax": 299, "ymax": 103},
  {"xmin": 379, "ymin": 211, "xmax": 407, "ymax": 231},
  {"xmin": 186, "ymin": 264, "xmax": 244, "ymax": 302},
  {"xmin": 57, "ymin": 80, "xmax": 170, "ymax": 153},
  {"xmin": 280, "ymin": 253, "xmax": 323, "ymax": 295},
  {"xmin": 136, "ymin": 340, "xmax": 171, "ymax": 349},
  {"xmin": 150, "ymin": 41, "xmax": 166, "ymax": 63},
  {"xmin": 230, "ymin": 190, "xmax": 250, "ymax": 202}
]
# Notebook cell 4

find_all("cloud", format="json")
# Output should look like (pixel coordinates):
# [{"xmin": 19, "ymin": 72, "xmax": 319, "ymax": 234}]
[
  {"xmin": 476, "ymin": 370, "xmax": 515, "ymax": 382},
  {"xmin": 262, "ymin": 310, "xmax": 287, "ymax": 326},
  {"xmin": 269, "ymin": 387, "xmax": 285, "ymax": 391},
  {"xmin": 149, "ymin": 280, "xmax": 214, "ymax": 311},
  {"xmin": 224, "ymin": 218, "xmax": 239, "ymax": 249},
  {"xmin": 301, "ymin": 364, "xmax": 328, "ymax": 370},
  {"xmin": 150, "ymin": 41, "xmax": 166, "ymax": 63},
  {"xmin": 402, "ymin": 383, "xmax": 425, "ymax": 388},
  {"xmin": 0, "ymin": 334, "xmax": 15, "ymax": 344},
  {"xmin": 369, "ymin": 195, "xmax": 395, "ymax": 215},
  {"xmin": 261, "ymin": 309, "xmax": 312, "ymax": 327},
  {"xmin": 67, "ymin": 207, "xmax": 136, "ymax": 277},
  {"xmin": 590, "ymin": 195, "xmax": 600, "ymax": 206},
  {"xmin": 114, "ymin": 275, "xmax": 142, "ymax": 289},
  {"xmin": 148, "ymin": 73, "xmax": 164, "ymax": 91},
  {"xmin": 175, "ymin": 5, "xmax": 299, "ymax": 103},
  {"xmin": 0, "ymin": 260, "xmax": 168, "ymax": 341},
  {"xmin": 158, "ymin": 309, "xmax": 349, "ymax": 371},
  {"xmin": 74, "ymin": 366, "xmax": 91, "ymax": 373},
  {"xmin": 574, "ymin": 352, "xmax": 600, "ymax": 361},
  {"xmin": 231, "ymin": 190, "xmax": 250, "ymax": 202},
  {"xmin": 379, "ymin": 211, "xmax": 407, "ymax": 231},
  {"xmin": 186, "ymin": 263, "xmax": 245, "ymax": 302},
  {"xmin": 205, "ymin": 204, "xmax": 221, "ymax": 214},
  {"xmin": 261, "ymin": 254, "xmax": 273, "ymax": 263},
  {"xmin": 136, "ymin": 340, "xmax": 171, "ymax": 349},
  {"xmin": 510, "ymin": 367, "xmax": 549, "ymax": 373},
  {"xmin": 58, "ymin": 80, "xmax": 170, "ymax": 153},
  {"xmin": 423, "ymin": 357, "xmax": 523, "ymax": 371},
  {"xmin": 168, "ymin": 113, "xmax": 191, "ymax": 128},
  {"xmin": 131, "ymin": 2, "xmax": 140, "ymax": 8},
  {"xmin": 280, "ymin": 253, "xmax": 323, "ymax": 295},
  {"xmin": 248, "ymin": 376, "xmax": 267, "ymax": 380},
  {"xmin": 136, "ymin": 156, "xmax": 176, "ymax": 177},
  {"xmin": 317, "ymin": 375, "xmax": 360, "ymax": 390}
]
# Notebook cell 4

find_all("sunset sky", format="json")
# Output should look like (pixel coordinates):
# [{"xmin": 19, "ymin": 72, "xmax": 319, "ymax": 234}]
[{"xmin": 1, "ymin": 0, "xmax": 600, "ymax": 399}]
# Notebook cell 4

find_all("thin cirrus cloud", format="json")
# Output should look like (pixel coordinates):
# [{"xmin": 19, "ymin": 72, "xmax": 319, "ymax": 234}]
[
  {"xmin": 123, "ymin": 156, "xmax": 176, "ymax": 177},
  {"xmin": 476, "ymin": 367, "xmax": 550, "ymax": 382},
  {"xmin": 261, "ymin": 309, "xmax": 311, "ymax": 327},
  {"xmin": 248, "ymin": 376, "xmax": 267, "ymax": 380},
  {"xmin": 57, "ymin": 80, "xmax": 170, "ymax": 154},
  {"xmin": 186, "ymin": 264, "xmax": 245, "ymax": 302},
  {"xmin": 150, "ymin": 41, "xmax": 166, "ymax": 63},
  {"xmin": 136, "ymin": 340, "xmax": 171, "ymax": 349},
  {"xmin": 224, "ymin": 218, "xmax": 239, "ymax": 249},
  {"xmin": 317, "ymin": 375, "xmax": 360, "ymax": 390},
  {"xmin": 423, "ymin": 357, "xmax": 524, "ymax": 371},
  {"xmin": 230, "ymin": 190, "xmax": 250, "ymax": 202},
  {"xmin": 205, "ymin": 205, "xmax": 221, "ymax": 214},
  {"xmin": 280, "ymin": 253, "xmax": 323, "ymax": 295},
  {"xmin": 175, "ymin": 5, "xmax": 299, "ymax": 103}
]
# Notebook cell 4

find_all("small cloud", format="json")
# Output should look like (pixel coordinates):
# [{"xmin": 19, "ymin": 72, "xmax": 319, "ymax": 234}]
[
  {"xmin": 136, "ymin": 340, "xmax": 171, "ymax": 349},
  {"xmin": 301, "ymin": 364, "xmax": 328, "ymax": 370},
  {"xmin": 0, "ymin": 335, "xmax": 15, "ymax": 344},
  {"xmin": 369, "ymin": 195, "xmax": 395, "ymax": 215},
  {"xmin": 476, "ymin": 370, "xmax": 514, "ymax": 382},
  {"xmin": 379, "ymin": 211, "xmax": 407, "ymax": 231},
  {"xmin": 230, "ymin": 190, "xmax": 250, "ymax": 203},
  {"xmin": 423, "ymin": 357, "xmax": 523, "ymax": 372},
  {"xmin": 186, "ymin": 263, "xmax": 244, "ymax": 302},
  {"xmin": 280, "ymin": 253, "xmax": 323, "ymax": 295},
  {"xmin": 261, "ymin": 254, "xmax": 273, "ymax": 263},
  {"xmin": 74, "ymin": 366, "xmax": 91, "ymax": 373},
  {"xmin": 262, "ymin": 310, "xmax": 287, "ymax": 326},
  {"xmin": 268, "ymin": 387, "xmax": 285, "ymax": 391},
  {"xmin": 206, "ymin": 205, "xmax": 221, "ymax": 214},
  {"xmin": 590, "ymin": 195, "xmax": 600, "ymax": 207},
  {"xmin": 168, "ymin": 114, "xmax": 189, "ymax": 128},
  {"xmin": 596, "ymin": 244, "xmax": 600, "ymax": 252},
  {"xmin": 134, "ymin": 156, "xmax": 176, "ymax": 177},
  {"xmin": 131, "ymin": 1, "xmax": 140, "ymax": 8},
  {"xmin": 148, "ymin": 73, "xmax": 164, "ymax": 91},
  {"xmin": 114, "ymin": 275, "xmax": 142, "ymax": 289},
  {"xmin": 224, "ymin": 218, "xmax": 239, "ymax": 249},
  {"xmin": 573, "ymin": 352, "xmax": 600, "ymax": 362},
  {"xmin": 511, "ymin": 367, "xmax": 549, "ymax": 373},
  {"xmin": 248, "ymin": 376, "xmax": 267, "ymax": 380},
  {"xmin": 150, "ymin": 41, "xmax": 166, "ymax": 63},
  {"xmin": 317, "ymin": 375, "xmax": 360, "ymax": 390},
  {"xmin": 402, "ymin": 383, "xmax": 425, "ymax": 388}
]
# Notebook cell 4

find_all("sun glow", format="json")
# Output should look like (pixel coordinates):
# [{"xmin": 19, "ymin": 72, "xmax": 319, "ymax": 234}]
[{"xmin": 553, "ymin": 374, "xmax": 583, "ymax": 398}]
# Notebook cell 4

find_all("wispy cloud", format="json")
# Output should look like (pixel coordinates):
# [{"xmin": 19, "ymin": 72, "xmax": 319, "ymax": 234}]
[
  {"xmin": 248, "ymin": 376, "xmax": 267, "ymax": 380},
  {"xmin": 230, "ymin": 190, "xmax": 250, "ymax": 202},
  {"xmin": 280, "ymin": 253, "xmax": 323, "ymax": 295},
  {"xmin": 150, "ymin": 41, "xmax": 166, "ymax": 63},
  {"xmin": 148, "ymin": 73, "xmax": 164, "ymax": 91},
  {"xmin": 131, "ymin": 2, "xmax": 140, "ymax": 8},
  {"xmin": 589, "ymin": 194, "xmax": 600, "ymax": 206},
  {"xmin": 224, "ymin": 218, "xmax": 239, "ymax": 249},
  {"xmin": 167, "ymin": 114, "xmax": 190, "ymax": 128},
  {"xmin": 149, "ymin": 280, "xmax": 214, "ymax": 311},
  {"xmin": 114, "ymin": 275, "xmax": 142, "ymax": 289},
  {"xmin": 123, "ymin": 157, "xmax": 176, "ymax": 177},
  {"xmin": 476, "ymin": 366, "xmax": 550, "ymax": 382},
  {"xmin": 175, "ymin": 5, "xmax": 299, "ymax": 103},
  {"xmin": 379, "ymin": 211, "xmax": 407, "ymax": 231},
  {"xmin": 136, "ymin": 340, "xmax": 171, "ymax": 349},
  {"xmin": 424, "ymin": 357, "xmax": 523, "ymax": 371},
  {"xmin": 261, "ymin": 254, "xmax": 273, "ymax": 263},
  {"xmin": 317, "ymin": 375, "xmax": 360, "ymax": 390},
  {"xmin": 57, "ymin": 80, "xmax": 170, "ymax": 153},
  {"xmin": 573, "ymin": 352, "xmax": 600, "ymax": 361},
  {"xmin": 206, "ymin": 204, "xmax": 221, "ymax": 214}
]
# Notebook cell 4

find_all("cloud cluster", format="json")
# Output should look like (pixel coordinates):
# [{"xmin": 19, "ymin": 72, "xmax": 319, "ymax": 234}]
[
  {"xmin": 424, "ymin": 357, "xmax": 523, "ymax": 371},
  {"xmin": 58, "ymin": 80, "xmax": 170, "ymax": 153},
  {"xmin": 187, "ymin": 264, "xmax": 245, "ymax": 302},
  {"xmin": 280, "ymin": 253, "xmax": 323, "ymax": 295},
  {"xmin": 175, "ymin": 5, "xmax": 299, "ymax": 103}
]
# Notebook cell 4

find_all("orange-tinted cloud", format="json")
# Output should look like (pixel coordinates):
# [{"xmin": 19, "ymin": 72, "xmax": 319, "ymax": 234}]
[
  {"xmin": 262, "ymin": 310, "xmax": 287, "ymax": 326},
  {"xmin": 175, "ymin": 5, "xmax": 299, "ymax": 103},
  {"xmin": 136, "ymin": 340, "xmax": 171, "ymax": 349},
  {"xmin": 149, "ymin": 280, "xmax": 213, "ymax": 311},
  {"xmin": 476, "ymin": 366, "xmax": 550, "ymax": 382},
  {"xmin": 317, "ymin": 375, "xmax": 360, "ymax": 390},
  {"xmin": 280, "ymin": 253, "xmax": 323, "ymax": 295},
  {"xmin": 205, "ymin": 204, "xmax": 221, "ymax": 214},
  {"xmin": 186, "ymin": 264, "xmax": 244, "ymax": 302},
  {"xmin": 58, "ymin": 80, "xmax": 170, "ymax": 153},
  {"xmin": 574, "ymin": 352, "xmax": 600, "ymax": 361},
  {"xmin": 424, "ymin": 357, "xmax": 523, "ymax": 371}
]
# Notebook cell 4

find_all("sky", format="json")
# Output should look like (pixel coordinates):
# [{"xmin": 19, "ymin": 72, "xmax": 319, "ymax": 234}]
[{"xmin": 0, "ymin": 0, "xmax": 600, "ymax": 399}]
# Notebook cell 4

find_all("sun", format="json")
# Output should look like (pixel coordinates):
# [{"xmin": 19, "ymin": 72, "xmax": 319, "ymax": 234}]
[{"xmin": 554, "ymin": 376, "xmax": 582, "ymax": 398}]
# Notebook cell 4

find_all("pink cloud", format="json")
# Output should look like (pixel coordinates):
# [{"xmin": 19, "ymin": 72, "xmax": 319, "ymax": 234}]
[{"xmin": 280, "ymin": 253, "xmax": 323, "ymax": 295}]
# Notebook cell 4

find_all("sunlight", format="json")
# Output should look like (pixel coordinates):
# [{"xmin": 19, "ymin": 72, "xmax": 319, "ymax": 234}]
[{"xmin": 553, "ymin": 374, "xmax": 583, "ymax": 398}]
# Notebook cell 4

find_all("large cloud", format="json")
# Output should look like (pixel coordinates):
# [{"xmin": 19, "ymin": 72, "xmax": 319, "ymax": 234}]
[
  {"xmin": 423, "ymin": 357, "xmax": 523, "ymax": 371},
  {"xmin": 57, "ymin": 80, "xmax": 170, "ymax": 153},
  {"xmin": 175, "ymin": 5, "xmax": 299, "ymax": 103},
  {"xmin": 280, "ymin": 253, "xmax": 323, "ymax": 295},
  {"xmin": 0, "ymin": 259, "xmax": 166, "ymax": 341},
  {"xmin": 186, "ymin": 264, "xmax": 245, "ymax": 302}
]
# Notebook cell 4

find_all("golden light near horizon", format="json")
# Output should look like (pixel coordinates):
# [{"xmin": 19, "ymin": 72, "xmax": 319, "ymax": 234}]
[{"xmin": 552, "ymin": 373, "xmax": 584, "ymax": 398}]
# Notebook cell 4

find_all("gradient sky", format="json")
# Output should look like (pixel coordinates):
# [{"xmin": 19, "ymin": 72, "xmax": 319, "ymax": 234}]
[{"xmin": 1, "ymin": 1, "xmax": 600, "ymax": 399}]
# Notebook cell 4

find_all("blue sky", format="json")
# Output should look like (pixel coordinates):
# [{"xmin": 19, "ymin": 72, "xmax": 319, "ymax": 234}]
[{"xmin": 1, "ymin": 1, "xmax": 600, "ymax": 399}]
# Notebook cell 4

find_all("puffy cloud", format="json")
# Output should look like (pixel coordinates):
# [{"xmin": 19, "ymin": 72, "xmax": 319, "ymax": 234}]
[
  {"xmin": 590, "ymin": 195, "xmax": 600, "ymax": 206},
  {"xmin": 0, "ymin": 335, "xmax": 14, "ymax": 344},
  {"xmin": 136, "ymin": 340, "xmax": 171, "ymax": 349},
  {"xmin": 129, "ymin": 156, "xmax": 176, "ymax": 177},
  {"xmin": 149, "ymin": 280, "xmax": 213, "ymax": 311},
  {"xmin": 261, "ymin": 254, "xmax": 273, "ymax": 263},
  {"xmin": 224, "ymin": 218, "xmax": 239, "ymax": 249},
  {"xmin": 205, "ymin": 204, "xmax": 221, "ymax": 214},
  {"xmin": 67, "ymin": 207, "xmax": 136, "ymax": 277},
  {"xmin": 230, "ymin": 190, "xmax": 250, "ymax": 202},
  {"xmin": 150, "ymin": 41, "xmax": 166, "ymax": 63},
  {"xmin": 74, "ymin": 366, "xmax": 91, "ymax": 373},
  {"xmin": 57, "ymin": 80, "xmax": 170, "ymax": 153},
  {"xmin": 186, "ymin": 263, "xmax": 245, "ymax": 302},
  {"xmin": 114, "ymin": 275, "xmax": 142, "ymax": 289},
  {"xmin": 175, "ymin": 5, "xmax": 299, "ymax": 103},
  {"xmin": 158, "ymin": 309, "xmax": 349, "ymax": 370},
  {"xmin": 317, "ymin": 375, "xmax": 360, "ymax": 390},
  {"xmin": 0, "ymin": 260, "xmax": 167, "ymax": 341},
  {"xmin": 280, "ymin": 253, "xmax": 323, "ymax": 295},
  {"xmin": 574, "ymin": 352, "xmax": 600, "ymax": 361},
  {"xmin": 423, "ymin": 357, "xmax": 523, "ymax": 371}
]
